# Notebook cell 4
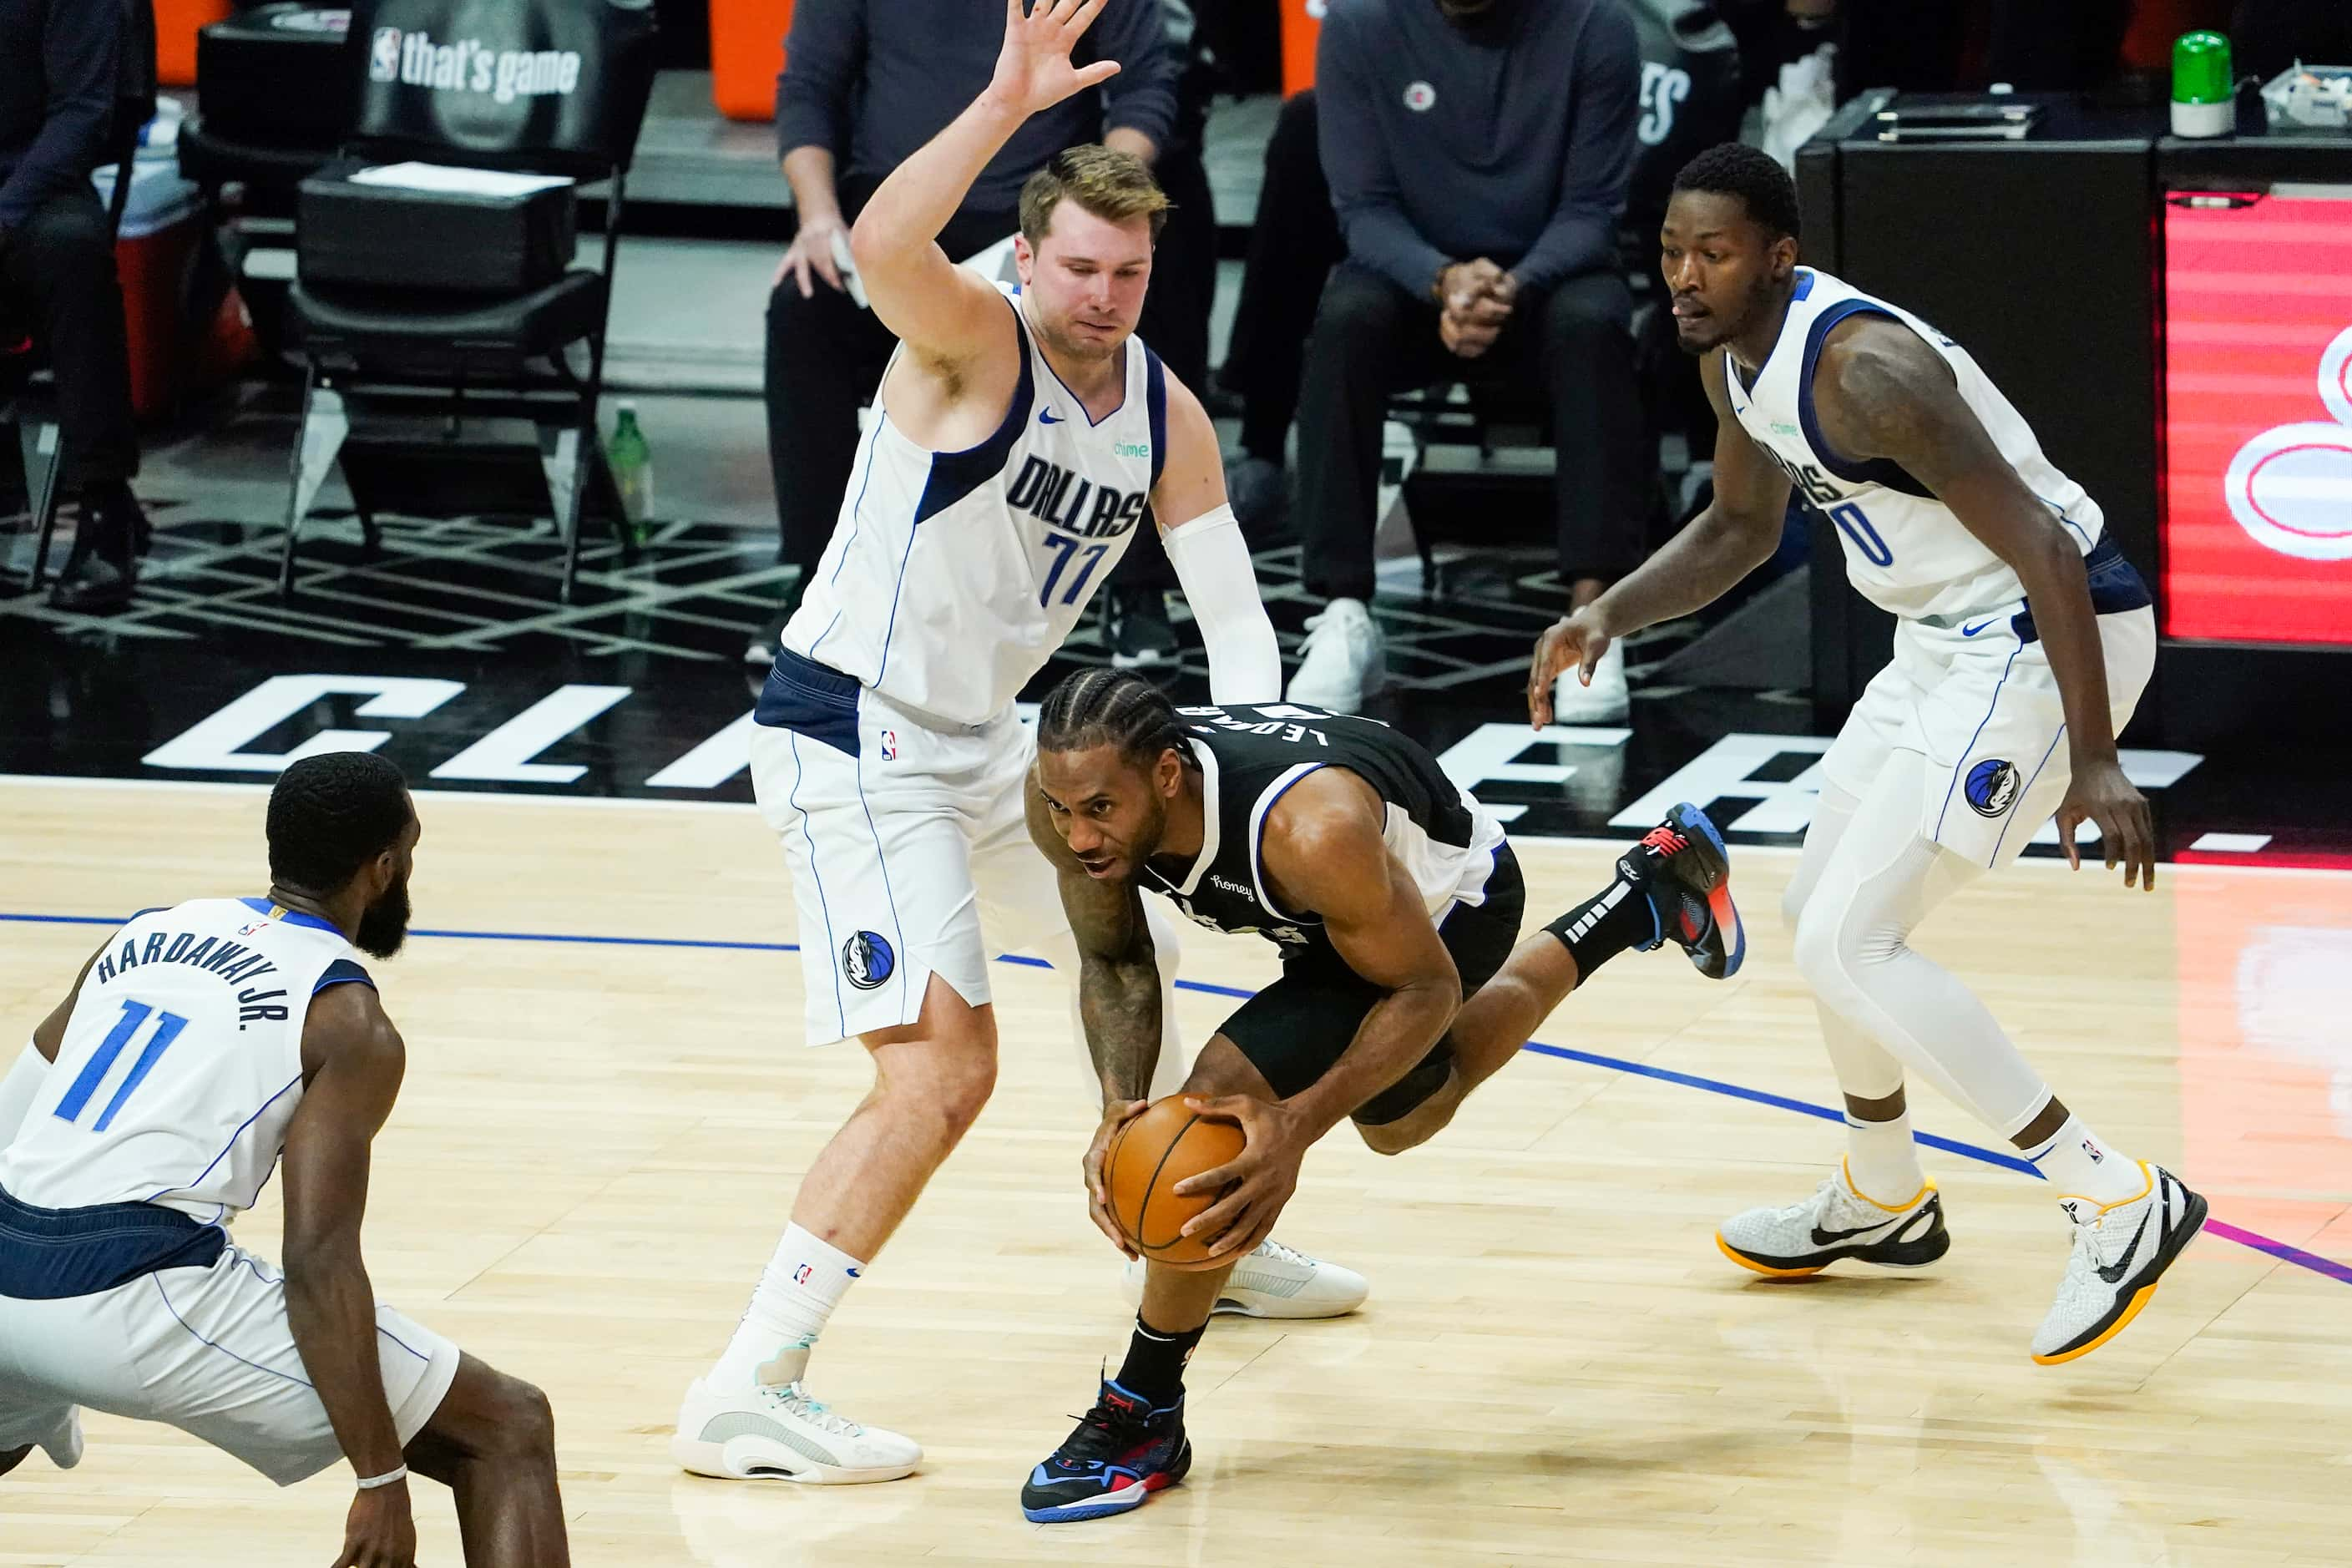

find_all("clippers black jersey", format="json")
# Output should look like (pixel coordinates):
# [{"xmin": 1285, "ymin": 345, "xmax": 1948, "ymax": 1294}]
[{"xmin": 1140, "ymin": 703, "xmax": 1509, "ymax": 953}]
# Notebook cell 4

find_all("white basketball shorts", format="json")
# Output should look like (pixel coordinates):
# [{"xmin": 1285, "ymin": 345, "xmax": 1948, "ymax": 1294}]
[
  {"xmin": 750, "ymin": 649, "xmax": 1070, "ymax": 1046},
  {"xmin": 1822, "ymin": 580, "xmax": 2156, "ymax": 873},
  {"xmin": 0, "ymin": 1242, "xmax": 460, "ymax": 1485}
]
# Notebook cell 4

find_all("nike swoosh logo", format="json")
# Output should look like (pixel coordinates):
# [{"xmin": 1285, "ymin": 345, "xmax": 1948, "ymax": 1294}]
[
  {"xmin": 1038, "ymin": 409, "xmax": 1064, "ymax": 425},
  {"xmin": 2096, "ymin": 1208, "xmax": 2152, "ymax": 1284},
  {"xmin": 1810, "ymin": 1218, "xmax": 1894, "ymax": 1246},
  {"xmin": 1960, "ymin": 619, "xmax": 1999, "ymax": 636}
]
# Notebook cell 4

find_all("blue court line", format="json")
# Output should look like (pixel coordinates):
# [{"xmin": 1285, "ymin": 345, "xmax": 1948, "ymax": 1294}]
[{"xmin": 8, "ymin": 910, "xmax": 2340, "ymax": 1287}]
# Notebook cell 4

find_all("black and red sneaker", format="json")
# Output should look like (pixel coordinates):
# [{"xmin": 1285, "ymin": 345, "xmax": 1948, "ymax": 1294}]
[
  {"xmin": 1619, "ymin": 802, "xmax": 1745, "ymax": 979},
  {"xmin": 1020, "ymin": 1377, "xmax": 1191, "ymax": 1523}
]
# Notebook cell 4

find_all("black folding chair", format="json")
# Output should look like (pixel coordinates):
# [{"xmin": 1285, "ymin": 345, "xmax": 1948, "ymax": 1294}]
[{"xmin": 278, "ymin": 0, "xmax": 658, "ymax": 603}]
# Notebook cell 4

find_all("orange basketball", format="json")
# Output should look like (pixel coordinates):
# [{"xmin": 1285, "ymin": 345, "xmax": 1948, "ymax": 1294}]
[{"xmin": 1105, "ymin": 1095, "xmax": 1245, "ymax": 1266}]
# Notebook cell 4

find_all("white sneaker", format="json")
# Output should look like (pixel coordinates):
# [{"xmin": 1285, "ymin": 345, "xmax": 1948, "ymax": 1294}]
[
  {"xmin": 1549, "ymin": 636, "xmax": 1629, "ymax": 723},
  {"xmin": 2032, "ymin": 1162, "xmax": 2206, "ymax": 1366},
  {"xmin": 1716, "ymin": 1160, "xmax": 1950, "ymax": 1277},
  {"xmin": 1120, "ymin": 1237, "xmax": 1369, "ymax": 1319},
  {"xmin": 1286, "ymin": 598, "xmax": 1386, "ymax": 712},
  {"xmin": 671, "ymin": 1377, "xmax": 921, "ymax": 1484}
]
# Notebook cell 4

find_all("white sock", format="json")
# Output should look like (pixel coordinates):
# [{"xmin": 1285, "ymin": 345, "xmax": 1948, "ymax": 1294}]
[
  {"xmin": 2022, "ymin": 1115, "xmax": 2146, "ymax": 1206},
  {"xmin": 1843, "ymin": 1110, "xmax": 1926, "ymax": 1206},
  {"xmin": 711, "ymin": 1223, "xmax": 866, "ymax": 1393}
]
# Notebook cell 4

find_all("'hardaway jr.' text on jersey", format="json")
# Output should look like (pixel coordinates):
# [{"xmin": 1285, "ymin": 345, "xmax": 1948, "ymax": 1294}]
[
  {"xmin": 782, "ymin": 285, "xmax": 1167, "ymax": 727},
  {"xmin": 0, "ymin": 898, "xmax": 372, "ymax": 1223},
  {"xmin": 1722, "ymin": 266, "xmax": 2105, "ymax": 623},
  {"xmin": 1141, "ymin": 704, "xmax": 1509, "ymax": 954}
]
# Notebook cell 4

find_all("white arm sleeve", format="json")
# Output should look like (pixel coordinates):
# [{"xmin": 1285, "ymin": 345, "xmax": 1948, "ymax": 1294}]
[
  {"xmin": 0, "ymin": 1041, "xmax": 49, "ymax": 1151},
  {"xmin": 1163, "ymin": 503, "xmax": 1282, "ymax": 704}
]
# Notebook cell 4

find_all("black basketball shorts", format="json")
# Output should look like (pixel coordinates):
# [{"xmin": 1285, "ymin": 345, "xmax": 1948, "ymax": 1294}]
[{"xmin": 1214, "ymin": 844, "xmax": 1526, "ymax": 1125}]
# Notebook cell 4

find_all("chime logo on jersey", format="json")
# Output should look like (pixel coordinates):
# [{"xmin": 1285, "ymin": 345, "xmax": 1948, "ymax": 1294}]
[
  {"xmin": 1965, "ymin": 758, "xmax": 2019, "ymax": 818},
  {"xmin": 1004, "ymin": 456, "xmax": 1146, "ymax": 541},
  {"xmin": 842, "ymin": 930, "xmax": 895, "ymax": 990}
]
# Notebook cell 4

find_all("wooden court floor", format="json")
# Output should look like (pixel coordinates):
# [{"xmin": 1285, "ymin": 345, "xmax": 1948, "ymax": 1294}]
[{"xmin": 3, "ymin": 777, "xmax": 2348, "ymax": 1567}]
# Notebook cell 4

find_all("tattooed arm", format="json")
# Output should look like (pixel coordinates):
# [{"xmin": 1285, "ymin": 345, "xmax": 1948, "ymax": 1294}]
[{"xmin": 1027, "ymin": 774, "xmax": 1161, "ymax": 1257}]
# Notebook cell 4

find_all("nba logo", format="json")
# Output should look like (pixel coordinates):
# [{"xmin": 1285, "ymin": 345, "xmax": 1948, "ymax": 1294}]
[
  {"xmin": 881, "ymin": 730, "xmax": 898, "ymax": 761},
  {"xmin": 369, "ymin": 27, "xmax": 402, "ymax": 81},
  {"xmin": 792, "ymin": 1262, "xmax": 814, "ymax": 1285}
]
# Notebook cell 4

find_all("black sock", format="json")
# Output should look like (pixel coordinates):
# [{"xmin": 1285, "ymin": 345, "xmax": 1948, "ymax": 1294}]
[
  {"xmin": 1113, "ymin": 1315, "xmax": 1205, "ymax": 1407},
  {"xmin": 1544, "ymin": 876, "xmax": 1657, "ymax": 979}
]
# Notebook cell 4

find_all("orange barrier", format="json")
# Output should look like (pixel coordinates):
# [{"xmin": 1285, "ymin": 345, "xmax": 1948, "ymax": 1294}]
[
  {"xmin": 1282, "ymin": 0, "xmax": 1322, "ymax": 96},
  {"xmin": 156, "ymin": 0, "xmax": 233, "ymax": 87},
  {"xmin": 711, "ymin": 0, "xmax": 794, "ymax": 121}
]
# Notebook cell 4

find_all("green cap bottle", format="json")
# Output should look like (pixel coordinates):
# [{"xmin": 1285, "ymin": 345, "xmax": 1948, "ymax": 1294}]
[{"xmin": 2172, "ymin": 31, "xmax": 2234, "ymax": 138}]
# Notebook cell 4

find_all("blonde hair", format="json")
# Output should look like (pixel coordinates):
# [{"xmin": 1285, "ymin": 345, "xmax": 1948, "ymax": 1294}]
[{"xmin": 1018, "ymin": 145, "xmax": 1171, "ymax": 248}]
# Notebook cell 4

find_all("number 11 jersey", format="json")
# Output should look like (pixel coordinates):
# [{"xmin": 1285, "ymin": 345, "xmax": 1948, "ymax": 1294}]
[{"xmin": 0, "ymin": 899, "xmax": 372, "ymax": 1224}]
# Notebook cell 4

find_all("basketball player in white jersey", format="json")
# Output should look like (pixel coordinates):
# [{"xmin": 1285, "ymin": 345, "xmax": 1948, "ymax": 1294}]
[
  {"xmin": 671, "ymin": 0, "xmax": 1352, "ymax": 1485},
  {"xmin": 1524, "ymin": 146, "xmax": 2201, "ymax": 1363},
  {"xmin": 1530, "ymin": 144, "xmax": 2205, "ymax": 1364},
  {"xmin": 0, "ymin": 753, "xmax": 567, "ymax": 1567}
]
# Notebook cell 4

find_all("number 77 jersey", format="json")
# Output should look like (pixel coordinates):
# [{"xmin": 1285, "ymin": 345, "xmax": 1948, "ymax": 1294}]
[
  {"xmin": 1720, "ymin": 266, "xmax": 2107, "ymax": 623},
  {"xmin": 0, "ymin": 898, "xmax": 374, "ymax": 1225},
  {"xmin": 781, "ymin": 284, "xmax": 1169, "ymax": 728}
]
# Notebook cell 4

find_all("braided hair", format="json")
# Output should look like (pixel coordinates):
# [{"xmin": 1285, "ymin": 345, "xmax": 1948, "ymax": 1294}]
[
  {"xmin": 1035, "ymin": 669, "xmax": 1194, "ymax": 770},
  {"xmin": 266, "ymin": 751, "xmax": 412, "ymax": 894}
]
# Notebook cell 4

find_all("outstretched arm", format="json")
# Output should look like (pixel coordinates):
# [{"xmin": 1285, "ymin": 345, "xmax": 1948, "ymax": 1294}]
[
  {"xmin": 1154, "ymin": 376, "xmax": 1281, "ymax": 702},
  {"xmin": 281, "ymin": 981, "xmax": 416, "ymax": 1566},
  {"xmin": 1530, "ymin": 351, "xmax": 1789, "ymax": 725},
  {"xmin": 847, "ymin": 0, "xmax": 1120, "ymax": 370},
  {"xmin": 1811, "ymin": 316, "xmax": 2152, "ymax": 887}
]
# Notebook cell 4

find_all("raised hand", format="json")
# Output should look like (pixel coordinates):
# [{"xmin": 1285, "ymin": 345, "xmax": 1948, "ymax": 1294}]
[{"xmin": 989, "ymin": 0, "xmax": 1123, "ymax": 119}]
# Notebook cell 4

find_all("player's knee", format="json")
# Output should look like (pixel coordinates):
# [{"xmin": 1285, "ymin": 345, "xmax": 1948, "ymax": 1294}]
[
  {"xmin": 888, "ymin": 1047, "xmax": 996, "ymax": 1139},
  {"xmin": 1790, "ymin": 896, "xmax": 1861, "ymax": 1009},
  {"xmin": 1353, "ymin": 1112, "xmax": 1431, "ymax": 1156},
  {"xmin": 470, "ymin": 1373, "xmax": 555, "ymax": 1462}
]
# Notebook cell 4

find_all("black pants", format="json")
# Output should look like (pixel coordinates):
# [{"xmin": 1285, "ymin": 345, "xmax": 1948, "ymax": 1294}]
[
  {"xmin": 0, "ymin": 188, "xmax": 139, "ymax": 488},
  {"xmin": 1294, "ymin": 263, "xmax": 1645, "ymax": 602},
  {"xmin": 763, "ymin": 149, "xmax": 1218, "ymax": 596},
  {"xmin": 1219, "ymin": 89, "xmax": 1340, "ymax": 463}
]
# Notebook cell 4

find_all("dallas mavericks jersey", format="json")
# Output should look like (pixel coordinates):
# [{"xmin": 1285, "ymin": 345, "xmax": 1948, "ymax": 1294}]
[
  {"xmin": 1141, "ymin": 704, "xmax": 1509, "ymax": 954},
  {"xmin": 782, "ymin": 284, "xmax": 1167, "ymax": 727},
  {"xmin": 1722, "ymin": 267, "xmax": 2105, "ymax": 622},
  {"xmin": 0, "ymin": 899, "xmax": 372, "ymax": 1223}
]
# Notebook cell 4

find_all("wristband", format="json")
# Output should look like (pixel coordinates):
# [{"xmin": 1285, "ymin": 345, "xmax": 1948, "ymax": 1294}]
[{"xmin": 356, "ymin": 1464, "xmax": 408, "ymax": 1490}]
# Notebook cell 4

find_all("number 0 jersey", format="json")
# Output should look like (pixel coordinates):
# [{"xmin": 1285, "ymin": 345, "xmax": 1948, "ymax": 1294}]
[
  {"xmin": 780, "ymin": 283, "xmax": 1167, "ymax": 728},
  {"xmin": 1141, "ymin": 704, "xmax": 1510, "ymax": 957},
  {"xmin": 1722, "ymin": 266, "xmax": 2106, "ymax": 623},
  {"xmin": 0, "ymin": 899, "xmax": 372, "ymax": 1222}
]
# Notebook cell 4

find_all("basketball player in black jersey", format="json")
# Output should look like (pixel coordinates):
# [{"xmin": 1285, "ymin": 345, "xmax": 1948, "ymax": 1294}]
[{"xmin": 1013, "ymin": 670, "xmax": 1747, "ymax": 1522}]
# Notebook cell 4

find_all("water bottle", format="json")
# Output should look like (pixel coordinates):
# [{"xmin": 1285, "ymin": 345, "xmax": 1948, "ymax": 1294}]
[{"xmin": 608, "ymin": 402, "xmax": 652, "ymax": 543}]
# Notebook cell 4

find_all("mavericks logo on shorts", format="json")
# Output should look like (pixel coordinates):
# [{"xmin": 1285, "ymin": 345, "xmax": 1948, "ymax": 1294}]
[
  {"xmin": 1965, "ymin": 758, "xmax": 2019, "ymax": 818},
  {"xmin": 842, "ymin": 930, "xmax": 895, "ymax": 990}
]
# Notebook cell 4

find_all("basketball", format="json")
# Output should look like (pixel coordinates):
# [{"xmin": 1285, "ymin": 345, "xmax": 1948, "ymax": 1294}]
[{"xmin": 1104, "ymin": 1095, "xmax": 1246, "ymax": 1266}]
